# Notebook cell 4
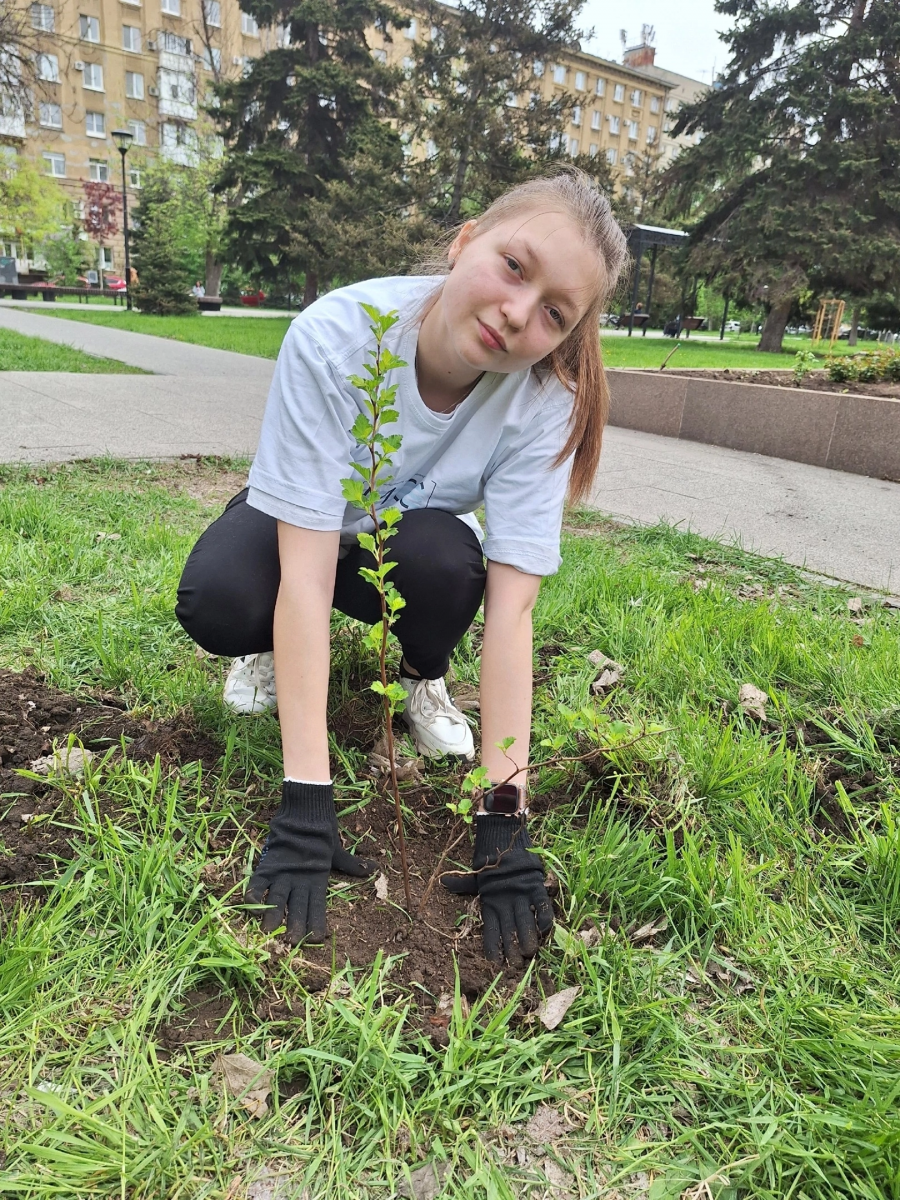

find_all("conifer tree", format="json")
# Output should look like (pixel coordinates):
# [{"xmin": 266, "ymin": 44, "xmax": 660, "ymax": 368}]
[
  {"xmin": 132, "ymin": 172, "xmax": 196, "ymax": 315},
  {"xmin": 212, "ymin": 0, "xmax": 414, "ymax": 305},
  {"xmin": 663, "ymin": 0, "xmax": 900, "ymax": 352},
  {"xmin": 406, "ymin": 0, "xmax": 606, "ymax": 225}
]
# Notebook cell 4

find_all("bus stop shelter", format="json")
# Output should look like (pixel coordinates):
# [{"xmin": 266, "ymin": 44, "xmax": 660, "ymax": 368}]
[{"xmin": 624, "ymin": 224, "xmax": 689, "ymax": 336}]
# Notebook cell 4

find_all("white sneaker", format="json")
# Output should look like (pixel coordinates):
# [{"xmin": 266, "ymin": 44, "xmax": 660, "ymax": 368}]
[
  {"xmin": 400, "ymin": 674, "xmax": 475, "ymax": 759},
  {"xmin": 223, "ymin": 652, "xmax": 277, "ymax": 715}
]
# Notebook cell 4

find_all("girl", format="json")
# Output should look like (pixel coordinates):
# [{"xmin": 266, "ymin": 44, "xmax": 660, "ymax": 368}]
[{"xmin": 176, "ymin": 168, "xmax": 627, "ymax": 967}]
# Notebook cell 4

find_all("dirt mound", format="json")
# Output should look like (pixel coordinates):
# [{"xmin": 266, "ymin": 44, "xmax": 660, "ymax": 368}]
[{"xmin": 0, "ymin": 668, "xmax": 221, "ymax": 890}]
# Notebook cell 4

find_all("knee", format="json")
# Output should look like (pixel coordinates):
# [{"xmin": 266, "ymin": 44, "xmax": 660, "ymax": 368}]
[
  {"xmin": 393, "ymin": 512, "xmax": 486, "ymax": 612},
  {"xmin": 175, "ymin": 554, "xmax": 275, "ymax": 657}
]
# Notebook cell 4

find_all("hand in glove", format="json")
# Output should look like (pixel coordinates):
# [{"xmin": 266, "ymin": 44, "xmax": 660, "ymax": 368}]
[
  {"xmin": 441, "ymin": 812, "xmax": 554, "ymax": 966},
  {"xmin": 246, "ymin": 780, "xmax": 376, "ymax": 944}
]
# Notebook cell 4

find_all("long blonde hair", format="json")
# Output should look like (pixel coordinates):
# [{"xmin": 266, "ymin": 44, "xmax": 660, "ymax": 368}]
[{"xmin": 414, "ymin": 168, "xmax": 629, "ymax": 504}]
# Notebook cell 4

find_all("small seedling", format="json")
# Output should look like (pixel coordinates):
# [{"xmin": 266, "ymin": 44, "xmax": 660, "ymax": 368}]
[
  {"xmin": 340, "ymin": 303, "xmax": 412, "ymax": 910},
  {"xmin": 793, "ymin": 349, "xmax": 818, "ymax": 381}
]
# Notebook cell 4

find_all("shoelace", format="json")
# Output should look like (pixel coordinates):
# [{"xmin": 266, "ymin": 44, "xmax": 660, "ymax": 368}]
[
  {"xmin": 243, "ymin": 654, "xmax": 275, "ymax": 694},
  {"xmin": 408, "ymin": 677, "xmax": 464, "ymax": 725}
]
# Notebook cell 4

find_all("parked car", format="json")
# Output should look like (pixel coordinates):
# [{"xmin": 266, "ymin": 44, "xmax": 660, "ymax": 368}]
[
  {"xmin": 241, "ymin": 289, "xmax": 267, "ymax": 307},
  {"xmin": 104, "ymin": 275, "xmax": 127, "ymax": 292},
  {"xmin": 723, "ymin": 320, "xmax": 741, "ymax": 332}
]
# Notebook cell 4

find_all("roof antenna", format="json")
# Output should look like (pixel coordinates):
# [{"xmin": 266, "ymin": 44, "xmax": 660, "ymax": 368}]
[{"xmin": 619, "ymin": 28, "xmax": 627, "ymax": 49}]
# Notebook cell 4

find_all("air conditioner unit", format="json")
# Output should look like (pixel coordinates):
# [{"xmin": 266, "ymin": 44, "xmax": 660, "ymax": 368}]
[
  {"xmin": 147, "ymin": 39, "xmax": 156, "ymax": 50},
  {"xmin": 148, "ymin": 85, "xmax": 160, "ymax": 95},
  {"xmin": 74, "ymin": 61, "xmax": 85, "ymax": 71}
]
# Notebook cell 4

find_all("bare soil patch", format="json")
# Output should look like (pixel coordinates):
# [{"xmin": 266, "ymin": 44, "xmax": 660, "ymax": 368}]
[{"xmin": 665, "ymin": 368, "xmax": 900, "ymax": 398}]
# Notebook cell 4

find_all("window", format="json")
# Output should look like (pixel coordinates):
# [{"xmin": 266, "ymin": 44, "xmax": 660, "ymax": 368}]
[
  {"xmin": 506, "ymin": 92, "xmax": 517, "ymax": 108},
  {"xmin": 533, "ymin": 60, "xmax": 543, "ymax": 77},
  {"xmin": 630, "ymin": 88, "xmax": 642, "ymax": 106},
  {"xmin": 161, "ymin": 0, "xmax": 180, "ymax": 12},
  {"xmin": 552, "ymin": 63, "xmax": 566, "ymax": 84},
  {"xmin": 125, "ymin": 71, "xmax": 144, "ymax": 98},
  {"xmin": 159, "ymin": 30, "xmax": 190, "ymax": 53},
  {"xmin": 83, "ymin": 63, "xmax": 103, "ymax": 90},
  {"xmin": 590, "ymin": 110, "xmax": 600, "ymax": 130},
  {"xmin": 129, "ymin": 167, "xmax": 142, "ymax": 187},
  {"xmin": 240, "ymin": 11, "xmax": 258, "ymax": 36},
  {"xmin": 39, "ymin": 102, "xmax": 63, "ymax": 128},
  {"xmin": 401, "ymin": 56, "xmax": 414, "ymax": 75},
  {"xmin": 588, "ymin": 142, "xmax": 597, "ymax": 156},
  {"xmin": 126, "ymin": 118, "xmax": 146, "ymax": 144},
  {"xmin": 122, "ymin": 25, "xmax": 141, "ymax": 50},
  {"xmin": 568, "ymin": 137, "xmax": 579, "ymax": 156},
  {"xmin": 30, "ymin": 4, "xmax": 54, "ymax": 31},
  {"xmin": 647, "ymin": 125, "xmax": 657, "ymax": 144},
  {"xmin": 202, "ymin": 0, "xmax": 220, "ymax": 25},
  {"xmin": 571, "ymin": 105, "xmax": 581, "ymax": 126},
  {"xmin": 606, "ymin": 148, "xmax": 617, "ymax": 165},
  {"xmin": 574, "ymin": 70, "xmax": 585, "ymax": 90},
  {"xmin": 36, "ymin": 53, "xmax": 59, "ymax": 82},
  {"xmin": 650, "ymin": 94, "xmax": 661, "ymax": 113},
  {"xmin": 121, "ymin": 0, "xmax": 141, "ymax": 7},
  {"xmin": 665, "ymin": 96, "xmax": 677, "ymax": 111},
  {"xmin": 608, "ymin": 114, "xmax": 620, "ymax": 134},
  {"xmin": 403, "ymin": 18, "xmax": 417, "ymax": 38},
  {"xmin": 613, "ymin": 83, "xmax": 624, "ymax": 102},
  {"xmin": 85, "ymin": 110, "xmax": 105, "ymax": 136},
  {"xmin": 79, "ymin": 14, "xmax": 99, "ymax": 40},
  {"xmin": 88, "ymin": 158, "xmax": 109, "ymax": 181},
  {"xmin": 628, "ymin": 120, "xmax": 638, "ymax": 140},
  {"xmin": 100, "ymin": 247, "xmax": 113, "ymax": 269},
  {"xmin": 43, "ymin": 151, "xmax": 65, "ymax": 175},
  {"xmin": 595, "ymin": 77, "xmax": 605, "ymax": 96},
  {"xmin": 201, "ymin": 45, "xmax": 221, "ymax": 71},
  {"xmin": 372, "ymin": 47, "xmax": 386, "ymax": 63}
]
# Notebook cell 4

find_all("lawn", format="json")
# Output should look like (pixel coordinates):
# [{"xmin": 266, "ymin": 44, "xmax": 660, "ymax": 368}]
[
  {"xmin": 1, "ymin": 458, "xmax": 899, "ymax": 1198},
  {"xmin": 0, "ymin": 327, "xmax": 146, "ymax": 373},
  {"xmin": 33, "ymin": 307, "xmax": 864, "ymax": 370}
]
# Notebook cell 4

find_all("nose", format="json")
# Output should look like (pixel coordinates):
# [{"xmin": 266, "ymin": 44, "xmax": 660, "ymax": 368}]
[{"xmin": 499, "ymin": 286, "xmax": 536, "ymax": 331}]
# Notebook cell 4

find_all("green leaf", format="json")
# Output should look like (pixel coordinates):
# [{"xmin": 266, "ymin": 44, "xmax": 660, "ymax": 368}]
[
  {"xmin": 340, "ymin": 479, "xmax": 366, "ymax": 506},
  {"xmin": 497, "ymin": 736, "xmax": 516, "ymax": 752},
  {"xmin": 356, "ymin": 532, "xmax": 377, "ymax": 554},
  {"xmin": 351, "ymin": 414, "xmax": 374, "ymax": 441}
]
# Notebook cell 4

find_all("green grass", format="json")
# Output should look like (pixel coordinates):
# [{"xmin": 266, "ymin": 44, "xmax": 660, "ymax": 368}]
[
  {"xmin": 0, "ymin": 328, "xmax": 147, "ymax": 373},
  {"xmin": 1, "ymin": 459, "xmax": 899, "ymax": 1197},
  {"xmin": 34, "ymin": 306, "xmax": 868, "ymax": 371}
]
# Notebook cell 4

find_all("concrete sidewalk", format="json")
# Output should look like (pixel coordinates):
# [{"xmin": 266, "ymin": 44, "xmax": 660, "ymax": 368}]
[{"xmin": 0, "ymin": 305, "xmax": 276, "ymax": 378}]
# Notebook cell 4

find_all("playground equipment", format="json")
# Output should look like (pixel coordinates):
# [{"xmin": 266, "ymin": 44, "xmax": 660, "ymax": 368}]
[{"xmin": 811, "ymin": 298, "xmax": 845, "ymax": 349}]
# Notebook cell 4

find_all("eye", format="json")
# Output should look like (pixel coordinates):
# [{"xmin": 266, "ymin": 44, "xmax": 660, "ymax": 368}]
[
  {"xmin": 505, "ymin": 255, "xmax": 521, "ymax": 274},
  {"xmin": 548, "ymin": 306, "xmax": 564, "ymax": 327}
]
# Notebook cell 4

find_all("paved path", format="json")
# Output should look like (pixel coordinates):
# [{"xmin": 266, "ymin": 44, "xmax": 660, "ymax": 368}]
[
  {"xmin": 0, "ymin": 299, "xmax": 298, "ymax": 318},
  {"xmin": 2, "ymin": 307, "xmax": 897, "ymax": 590}
]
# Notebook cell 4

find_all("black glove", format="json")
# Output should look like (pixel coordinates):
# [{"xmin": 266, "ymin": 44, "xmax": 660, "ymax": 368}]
[
  {"xmin": 246, "ymin": 781, "xmax": 376, "ymax": 944},
  {"xmin": 441, "ymin": 814, "xmax": 554, "ymax": 965}
]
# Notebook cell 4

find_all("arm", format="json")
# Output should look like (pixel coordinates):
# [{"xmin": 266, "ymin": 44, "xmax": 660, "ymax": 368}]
[
  {"xmin": 274, "ymin": 521, "xmax": 341, "ymax": 780},
  {"xmin": 480, "ymin": 559, "xmax": 541, "ymax": 792}
]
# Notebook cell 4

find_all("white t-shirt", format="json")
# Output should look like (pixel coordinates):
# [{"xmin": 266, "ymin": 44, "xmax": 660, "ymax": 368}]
[{"xmin": 247, "ymin": 274, "xmax": 576, "ymax": 576}]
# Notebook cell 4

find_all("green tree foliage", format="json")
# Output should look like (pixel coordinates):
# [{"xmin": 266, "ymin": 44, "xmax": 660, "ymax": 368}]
[
  {"xmin": 40, "ymin": 226, "xmax": 93, "ymax": 285},
  {"xmin": 663, "ymin": 0, "xmax": 900, "ymax": 352},
  {"xmin": 0, "ymin": 154, "xmax": 65, "ymax": 244},
  {"xmin": 407, "ymin": 0, "xmax": 613, "ymax": 225},
  {"xmin": 212, "ymin": 0, "xmax": 416, "ymax": 305},
  {"xmin": 131, "ymin": 168, "xmax": 196, "ymax": 315}
]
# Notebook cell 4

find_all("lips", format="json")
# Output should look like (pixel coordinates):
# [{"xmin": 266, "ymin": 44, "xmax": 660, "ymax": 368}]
[{"xmin": 478, "ymin": 320, "xmax": 507, "ymax": 352}]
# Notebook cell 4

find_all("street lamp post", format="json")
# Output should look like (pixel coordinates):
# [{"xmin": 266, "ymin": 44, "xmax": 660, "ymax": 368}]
[{"xmin": 111, "ymin": 129, "xmax": 134, "ymax": 311}]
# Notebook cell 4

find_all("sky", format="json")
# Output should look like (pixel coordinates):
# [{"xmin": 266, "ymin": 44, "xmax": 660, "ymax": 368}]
[{"xmin": 579, "ymin": 0, "xmax": 733, "ymax": 84}]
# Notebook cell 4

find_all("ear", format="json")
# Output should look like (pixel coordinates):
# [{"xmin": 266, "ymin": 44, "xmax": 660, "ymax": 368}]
[{"xmin": 448, "ymin": 219, "xmax": 478, "ymax": 267}]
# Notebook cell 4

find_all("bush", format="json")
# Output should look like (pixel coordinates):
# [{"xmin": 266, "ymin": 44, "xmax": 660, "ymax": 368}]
[
  {"xmin": 131, "ymin": 172, "xmax": 197, "ymax": 316},
  {"xmin": 826, "ymin": 347, "xmax": 900, "ymax": 384}
]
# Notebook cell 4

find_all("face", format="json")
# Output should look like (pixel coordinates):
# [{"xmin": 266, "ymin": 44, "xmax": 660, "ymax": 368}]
[{"xmin": 435, "ymin": 208, "xmax": 602, "ymax": 378}]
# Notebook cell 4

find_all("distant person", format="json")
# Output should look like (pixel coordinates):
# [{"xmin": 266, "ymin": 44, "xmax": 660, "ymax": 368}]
[
  {"xmin": 128, "ymin": 266, "xmax": 139, "ymax": 289},
  {"xmin": 192, "ymin": 281, "xmax": 206, "ymax": 298},
  {"xmin": 175, "ymin": 169, "xmax": 628, "ymax": 968}
]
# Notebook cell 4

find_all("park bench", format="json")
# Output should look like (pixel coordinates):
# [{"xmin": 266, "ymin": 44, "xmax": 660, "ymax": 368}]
[
  {"xmin": 0, "ymin": 283, "xmax": 126, "ymax": 305},
  {"xmin": 197, "ymin": 295, "xmax": 223, "ymax": 312}
]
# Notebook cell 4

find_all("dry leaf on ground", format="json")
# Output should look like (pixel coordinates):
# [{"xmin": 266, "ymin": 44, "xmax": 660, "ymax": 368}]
[
  {"xmin": 397, "ymin": 1161, "xmax": 449, "ymax": 1199},
  {"xmin": 628, "ymin": 915, "xmax": 668, "ymax": 944},
  {"xmin": 374, "ymin": 873, "xmax": 389, "ymax": 902},
  {"xmin": 847, "ymin": 596, "xmax": 864, "ymax": 614},
  {"xmin": 537, "ymin": 986, "xmax": 580, "ymax": 1031},
  {"xmin": 368, "ymin": 736, "xmax": 424, "ymax": 783},
  {"xmin": 213, "ymin": 1052, "xmax": 273, "ymax": 1119},
  {"xmin": 738, "ymin": 683, "xmax": 768, "ymax": 721},
  {"xmin": 525, "ymin": 1105, "xmax": 569, "ymax": 1144},
  {"xmin": 450, "ymin": 684, "xmax": 480, "ymax": 711},
  {"xmin": 30, "ymin": 746, "xmax": 94, "ymax": 777},
  {"xmin": 578, "ymin": 922, "xmax": 601, "ymax": 947},
  {"xmin": 588, "ymin": 651, "xmax": 624, "ymax": 693},
  {"xmin": 542, "ymin": 1158, "xmax": 574, "ymax": 1197}
]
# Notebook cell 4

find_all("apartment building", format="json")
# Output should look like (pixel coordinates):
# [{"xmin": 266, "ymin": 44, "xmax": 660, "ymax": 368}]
[{"xmin": 1, "ymin": 0, "xmax": 265, "ymax": 272}]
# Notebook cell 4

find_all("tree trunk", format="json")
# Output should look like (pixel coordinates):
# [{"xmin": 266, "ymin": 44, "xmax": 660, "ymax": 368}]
[
  {"xmin": 303, "ymin": 270, "xmax": 318, "ymax": 308},
  {"xmin": 204, "ymin": 252, "xmax": 223, "ymax": 298},
  {"xmin": 848, "ymin": 303, "xmax": 861, "ymax": 347},
  {"xmin": 757, "ymin": 298, "xmax": 792, "ymax": 353}
]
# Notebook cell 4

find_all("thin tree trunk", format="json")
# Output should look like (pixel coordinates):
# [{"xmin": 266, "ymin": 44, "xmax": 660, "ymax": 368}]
[
  {"xmin": 204, "ymin": 252, "xmax": 223, "ymax": 298},
  {"xmin": 303, "ymin": 270, "xmax": 318, "ymax": 308},
  {"xmin": 848, "ymin": 303, "xmax": 861, "ymax": 347},
  {"xmin": 757, "ymin": 298, "xmax": 792, "ymax": 353}
]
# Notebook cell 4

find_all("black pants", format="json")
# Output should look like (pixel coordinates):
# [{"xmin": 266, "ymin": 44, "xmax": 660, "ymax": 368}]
[{"xmin": 175, "ymin": 490, "xmax": 487, "ymax": 679}]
